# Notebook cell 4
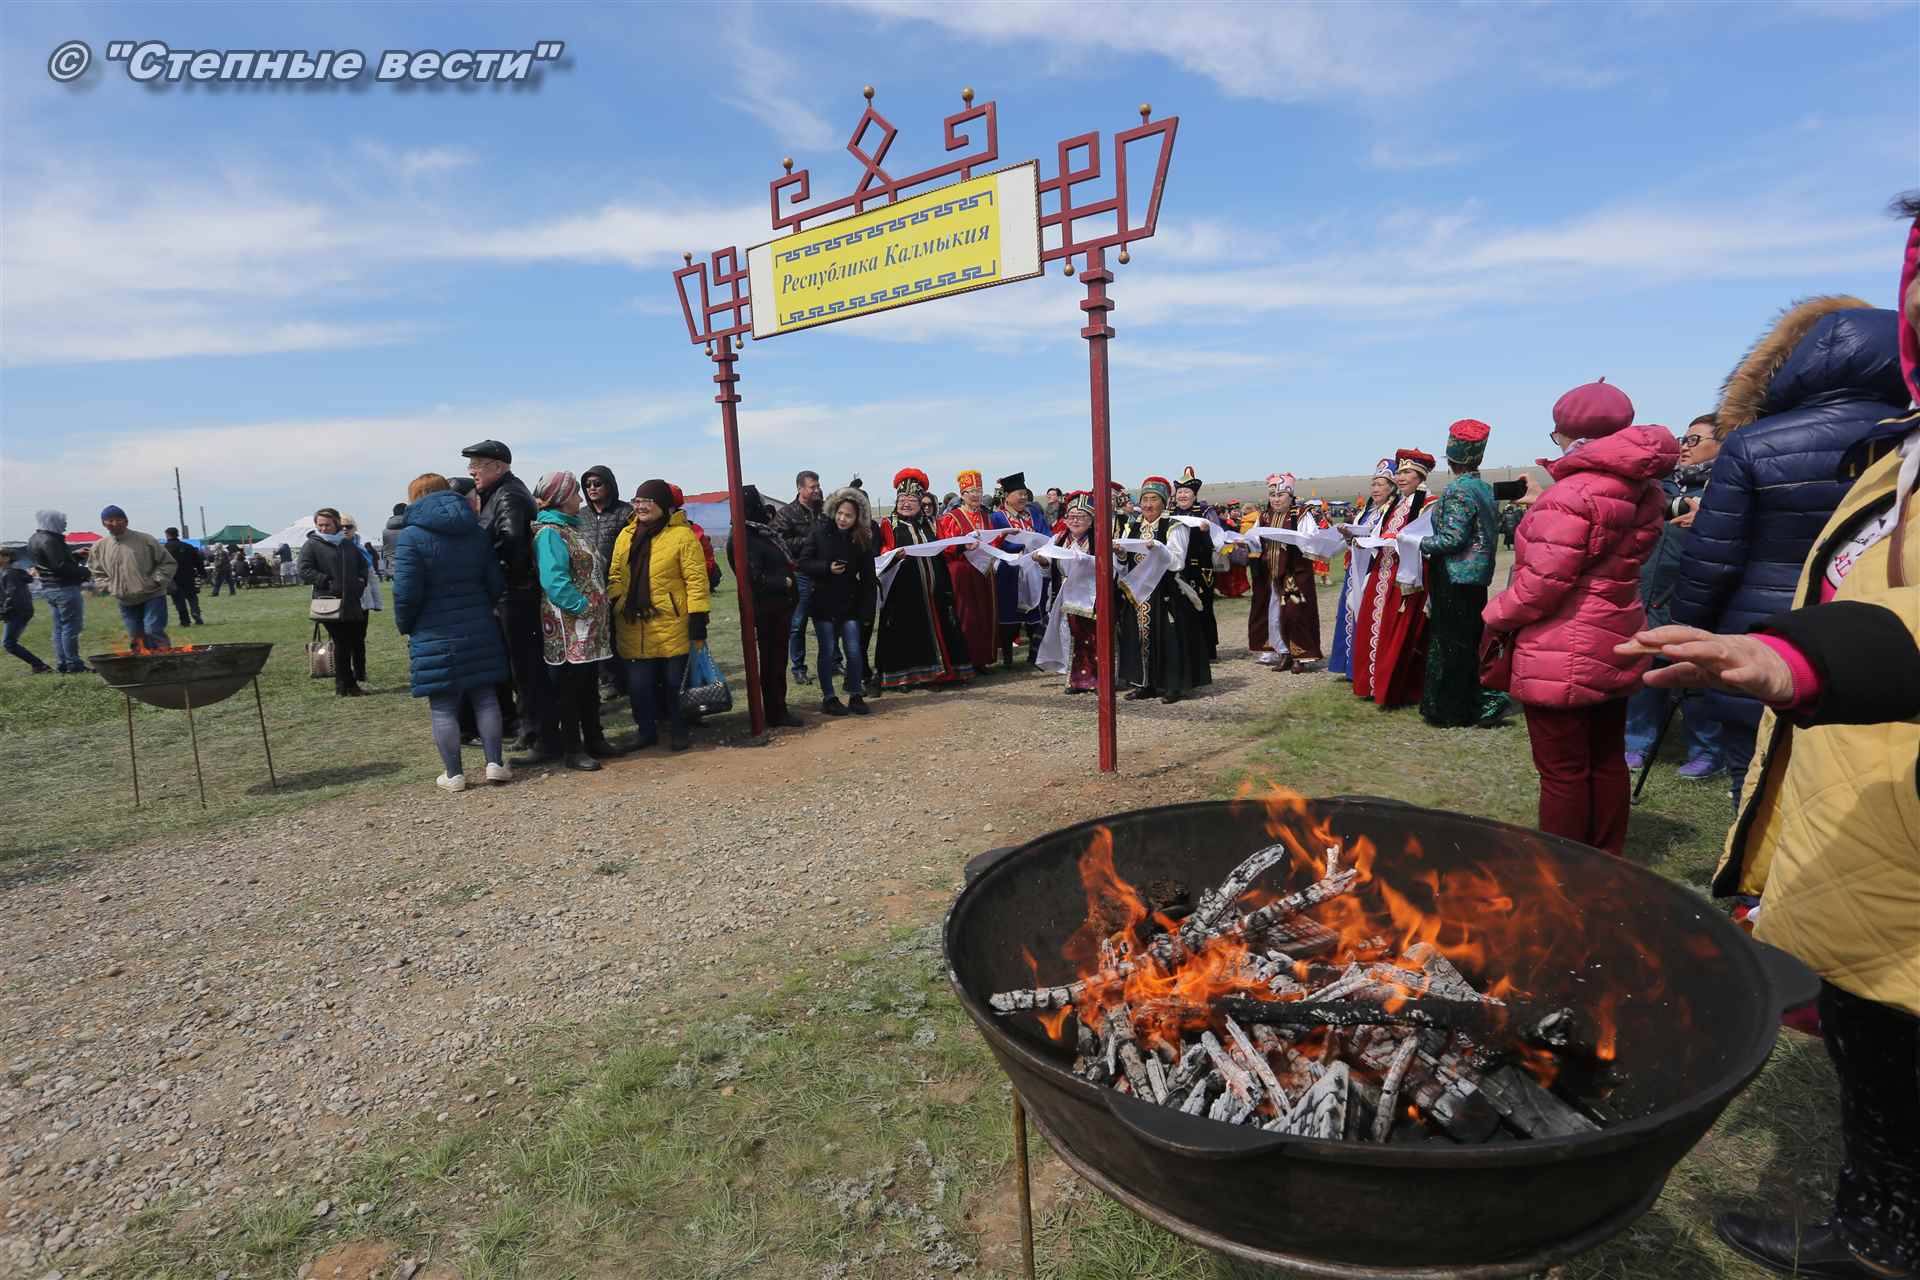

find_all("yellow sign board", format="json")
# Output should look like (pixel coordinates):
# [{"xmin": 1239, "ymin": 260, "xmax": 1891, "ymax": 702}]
[{"xmin": 747, "ymin": 162, "xmax": 1041, "ymax": 339}]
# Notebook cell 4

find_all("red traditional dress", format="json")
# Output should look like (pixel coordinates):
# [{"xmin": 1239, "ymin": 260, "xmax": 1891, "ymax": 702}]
[
  {"xmin": 1351, "ymin": 487, "xmax": 1429, "ymax": 707},
  {"xmin": 936, "ymin": 502, "xmax": 999, "ymax": 672}
]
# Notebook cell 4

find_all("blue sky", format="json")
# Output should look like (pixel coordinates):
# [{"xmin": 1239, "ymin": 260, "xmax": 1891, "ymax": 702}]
[{"xmin": 2, "ymin": 0, "xmax": 1915, "ymax": 539}]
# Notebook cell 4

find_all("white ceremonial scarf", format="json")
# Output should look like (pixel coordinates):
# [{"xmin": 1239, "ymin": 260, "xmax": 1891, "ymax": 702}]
[
  {"xmin": 874, "ymin": 532, "xmax": 982, "ymax": 607},
  {"xmin": 1033, "ymin": 540, "xmax": 1101, "ymax": 673},
  {"xmin": 969, "ymin": 528, "xmax": 1053, "ymax": 611},
  {"xmin": 1339, "ymin": 507, "xmax": 1386, "ymax": 627},
  {"xmin": 1393, "ymin": 506, "xmax": 1436, "ymax": 589}
]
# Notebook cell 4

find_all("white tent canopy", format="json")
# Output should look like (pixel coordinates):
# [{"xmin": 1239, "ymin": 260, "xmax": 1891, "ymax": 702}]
[{"xmin": 251, "ymin": 517, "xmax": 315, "ymax": 554}]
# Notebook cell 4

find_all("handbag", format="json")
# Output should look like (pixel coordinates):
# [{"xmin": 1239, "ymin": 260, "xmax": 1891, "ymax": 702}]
[
  {"xmin": 306, "ymin": 621, "xmax": 336, "ymax": 679},
  {"xmin": 1478, "ymin": 628, "xmax": 1514, "ymax": 693},
  {"xmin": 309, "ymin": 596, "xmax": 342, "ymax": 621},
  {"xmin": 679, "ymin": 644, "xmax": 733, "ymax": 718}
]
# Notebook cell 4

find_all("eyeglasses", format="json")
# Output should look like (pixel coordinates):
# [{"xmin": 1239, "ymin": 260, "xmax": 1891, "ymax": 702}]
[
  {"xmin": 584, "ymin": 478, "xmax": 606, "ymax": 487},
  {"xmin": 1678, "ymin": 435, "xmax": 1704, "ymax": 448}
]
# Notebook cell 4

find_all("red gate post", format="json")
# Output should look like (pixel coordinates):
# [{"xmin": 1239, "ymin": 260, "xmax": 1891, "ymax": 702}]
[
  {"xmin": 1080, "ymin": 245, "xmax": 1119, "ymax": 773},
  {"xmin": 674, "ymin": 251, "xmax": 765, "ymax": 737},
  {"xmin": 1039, "ymin": 104, "xmax": 1179, "ymax": 774}
]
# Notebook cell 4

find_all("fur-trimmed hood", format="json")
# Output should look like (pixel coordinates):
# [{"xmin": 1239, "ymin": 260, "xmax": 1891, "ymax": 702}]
[
  {"xmin": 823, "ymin": 485, "xmax": 871, "ymax": 526},
  {"xmin": 1716, "ymin": 295, "xmax": 1904, "ymax": 431}
]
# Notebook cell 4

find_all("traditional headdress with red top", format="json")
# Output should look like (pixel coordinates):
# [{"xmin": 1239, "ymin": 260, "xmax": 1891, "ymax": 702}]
[
  {"xmin": 1446, "ymin": 419, "xmax": 1492, "ymax": 469},
  {"xmin": 957, "ymin": 469, "xmax": 984, "ymax": 492},
  {"xmin": 1395, "ymin": 448, "xmax": 1436, "ymax": 478},
  {"xmin": 1176, "ymin": 465, "xmax": 1202, "ymax": 494},
  {"xmin": 1065, "ymin": 489, "xmax": 1095, "ymax": 516},
  {"xmin": 1266, "ymin": 472, "xmax": 1296, "ymax": 494},
  {"xmin": 1140, "ymin": 475, "xmax": 1173, "ymax": 501},
  {"xmin": 893, "ymin": 467, "xmax": 930, "ymax": 495}
]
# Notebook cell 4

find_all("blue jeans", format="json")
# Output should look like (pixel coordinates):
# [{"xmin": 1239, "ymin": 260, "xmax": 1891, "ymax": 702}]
[
  {"xmin": 3, "ymin": 614, "xmax": 48, "ymax": 670},
  {"xmin": 788, "ymin": 573, "xmax": 814, "ymax": 672},
  {"xmin": 1624, "ymin": 683, "xmax": 1721, "ymax": 764},
  {"xmin": 40, "ymin": 585, "xmax": 84, "ymax": 670},
  {"xmin": 628, "ymin": 653, "xmax": 690, "ymax": 741},
  {"xmin": 118, "ymin": 596, "xmax": 170, "ymax": 649},
  {"xmin": 813, "ymin": 616, "xmax": 864, "ymax": 700}
]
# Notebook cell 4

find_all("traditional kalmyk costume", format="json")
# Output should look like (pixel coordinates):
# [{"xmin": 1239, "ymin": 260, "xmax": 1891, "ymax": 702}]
[
  {"xmin": 1116, "ymin": 476, "xmax": 1212, "ymax": 703},
  {"xmin": 936, "ymin": 469, "xmax": 1001, "ymax": 671},
  {"xmin": 1327, "ymin": 460, "xmax": 1394, "ymax": 680},
  {"xmin": 1171, "ymin": 466, "xmax": 1220, "ymax": 661},
  {"xmin": 1419, "ymin": 421, "xmax": 1511, "ymax": 728},
  {"xmin": 1036, "ymin": 491, "xmax": 1103, "ymax": 692},
  {"xmin": 1351, "ymin": 449, "xmax": 1432, "ymax": 707},
  {"xmin": 1247, "ymin": 473, "xmax": 1323, "ymax": 671},
  {"xmin": 992, "ymin": 471, "xmax": 1052, "ymax": 667},
  {"xmin": 874, "ymin": 468, "xmax": 973, "ymax": 691}
]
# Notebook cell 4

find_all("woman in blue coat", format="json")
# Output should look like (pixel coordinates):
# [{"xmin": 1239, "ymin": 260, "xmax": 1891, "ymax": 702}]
[
  {"xmin": 391, "ymin": 474, "xmax": 511, "ymax": 793},
  {"xmin": 1673, "ymin": 297, "xmax": 1909, "ymax": 804}
]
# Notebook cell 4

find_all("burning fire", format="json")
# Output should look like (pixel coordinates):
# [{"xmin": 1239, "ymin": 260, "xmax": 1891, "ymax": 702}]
[
  {"xmin": 994, "ymin": 781, "xmax": 1645, "ymax": 1139},
  {"xmin": 106, "ymin": 638, "xmax": 210, "ymax": 656}
]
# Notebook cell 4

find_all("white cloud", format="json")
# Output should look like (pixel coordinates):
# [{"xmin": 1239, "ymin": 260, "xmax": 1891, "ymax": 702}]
[
  {"xmin": 839, "ymin": 0, "xmax": 1486, "ymax": 102},
  {"xmin": 1367, "ymin": 140, "xmax": 1473, "ymax": 172},
  {"xmin": 436, "ymin": 201, "xmax": 768, "ymax": 269},
  {"xmin": 718, "ymin": 25, "xmax": 839, "ymax": 151},
  {"xmin": 355, "ymin": 141, "xmax": 479, "ymax": 179}
]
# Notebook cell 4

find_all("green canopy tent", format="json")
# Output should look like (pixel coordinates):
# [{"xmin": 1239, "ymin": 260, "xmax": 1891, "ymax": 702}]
[{"xmin": 206, "ymin": 524, "xmax": 270, "ymax": 544}]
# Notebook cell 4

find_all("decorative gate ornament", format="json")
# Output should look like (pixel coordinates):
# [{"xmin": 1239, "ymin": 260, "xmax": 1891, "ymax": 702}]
[{"xmin": 671, "ymin": 86, "xmax": 1177, "ymax": 769}]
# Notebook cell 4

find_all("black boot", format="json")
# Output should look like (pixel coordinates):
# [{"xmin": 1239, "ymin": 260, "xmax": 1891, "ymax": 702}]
[{"xmin": 1713, "ymin": 1215, "xmax": 1882, "ymax": 1279}]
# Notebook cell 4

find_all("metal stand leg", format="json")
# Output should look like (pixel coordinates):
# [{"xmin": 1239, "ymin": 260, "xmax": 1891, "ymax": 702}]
[
  {"xmin": 253, "ymin": 676, "xmax": 277, "ymax": 790},
  {"xmin": 184, "ymin": 687, "xmax": 207, "ymax": 809},
  {"xmin": 124, "ymin": 694, "xmax": 140, "ymax": 808},
  {"xmin": 1013, "ymin": 1092, "xmax": 1035, "ymax": 1280}
]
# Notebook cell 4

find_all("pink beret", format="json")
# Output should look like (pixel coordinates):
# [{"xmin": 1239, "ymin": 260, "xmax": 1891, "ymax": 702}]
[{"xmin": 1552, "ymin": 378, "xmax": 1634, "ymax": 440}]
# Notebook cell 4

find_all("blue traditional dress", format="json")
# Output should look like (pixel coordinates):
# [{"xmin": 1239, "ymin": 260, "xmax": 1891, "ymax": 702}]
[
  {"xmin": 993, "ymin": 504, "xmax": 1052, "ymax": 659},
  {"xmin": 1328, "ymin": 497, "xmax": 1386, "ymax": 679}
]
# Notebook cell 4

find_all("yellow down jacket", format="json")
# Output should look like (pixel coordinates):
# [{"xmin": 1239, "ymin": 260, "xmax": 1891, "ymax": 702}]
[
  {"xmin": 607, "ymin": 511, "xmax": 710, "ymax": 660},
  {"xmin": 1714, "ymin": 426, "xmax": 1920, "ymax": 1016}
]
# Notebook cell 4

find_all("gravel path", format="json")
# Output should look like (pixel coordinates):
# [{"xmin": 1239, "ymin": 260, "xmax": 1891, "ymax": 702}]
[{"xmin": 0, "ymin": 614, "xmax": 1322, "ymax": 1273}]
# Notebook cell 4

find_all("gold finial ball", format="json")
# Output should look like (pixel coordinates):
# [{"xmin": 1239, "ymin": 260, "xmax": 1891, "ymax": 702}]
[
  {"xmin": 704, "ymin": 341, "xmax": 714, "ymax": 356},
  {"xmin": 683, "ymin": 252, "xmax": 693, "ymax": 265},
  {"xmin": 1118, "ymin": 247, "xmax": 1131, "ymax": 264},
  {"xmin": 863, "ymin": 84, "xmax": 875, "ymax": 100},
  {"xmin": 1139, "ymin": 102, "xmax": 1151, "ymax": 121},
  {"xmin": 962, "ymin": 86, "xmax": 974, "ymax": 104},
  {"xmin": 782, "ymin": 156, "xmax": 793, "ymax": 173},
  {"xmin": 1064, "ymin": 261, "xmax": 1076, "ymax": 277}
]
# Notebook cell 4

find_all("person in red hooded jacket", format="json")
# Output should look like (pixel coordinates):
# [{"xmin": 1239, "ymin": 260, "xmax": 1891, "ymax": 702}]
[
  {"xmin": 1483, "ymin": 380, "xmax": 1678, "ymax": 856},
  {"xmin": 668, "ymin": 485, "xmax": 723, "ymax": 590}
]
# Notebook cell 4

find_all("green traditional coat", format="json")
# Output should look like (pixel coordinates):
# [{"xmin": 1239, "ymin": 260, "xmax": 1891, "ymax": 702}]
[{"xmin": 1421, "ymin": 473, "xmax": 1498, "ymax": 586}]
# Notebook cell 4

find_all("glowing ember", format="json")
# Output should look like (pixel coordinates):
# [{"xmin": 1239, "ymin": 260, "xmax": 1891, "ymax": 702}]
[{"xmin": 989, "ymin": 783, "xmax": 1625, "ymax": 1143}]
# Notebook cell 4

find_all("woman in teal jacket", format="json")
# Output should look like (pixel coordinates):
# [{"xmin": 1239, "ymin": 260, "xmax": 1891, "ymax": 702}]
[{"xmin": 533, "ymin": 471, "xmax": 613, "ymax": 771}]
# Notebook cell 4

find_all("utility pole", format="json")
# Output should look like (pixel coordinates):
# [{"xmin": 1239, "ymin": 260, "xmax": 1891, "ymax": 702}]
[
  {"xmin": 199, "ymin": 505, "xmax": 208, "ymax": 539},
  {"xmin": 175, "ymin": 468, "xmax": 188, "ymax": 536}
]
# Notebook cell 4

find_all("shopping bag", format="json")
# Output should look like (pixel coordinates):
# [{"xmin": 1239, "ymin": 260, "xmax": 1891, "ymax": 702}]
[
  {"xmin": 1477, "ymin": 629, "xmax": 1513, "ymax": 692},
  {"xmin": 678, "ymin": 644, "xmax": 732, "ymax": 717}
]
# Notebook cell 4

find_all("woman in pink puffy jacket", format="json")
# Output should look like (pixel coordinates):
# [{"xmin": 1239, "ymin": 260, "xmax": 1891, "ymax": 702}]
[{"xmin": 1483, "ymin": 379, "xmax": 1678, "ymax": 855}]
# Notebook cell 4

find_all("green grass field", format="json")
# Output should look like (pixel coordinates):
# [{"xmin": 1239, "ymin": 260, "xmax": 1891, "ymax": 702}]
[
  {"xmin": 0, "ymin": 582, "xmax": 750, "ymax": 867},
  {"xmin": 13, "ymin": 581, "xmax": 1836, "ymax": 1279}
]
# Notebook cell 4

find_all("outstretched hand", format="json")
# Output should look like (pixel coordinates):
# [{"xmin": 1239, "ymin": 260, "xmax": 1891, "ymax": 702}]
[{"xmin": 1616, "ymin": 626, "xmax": 1795, "ymax": 704}]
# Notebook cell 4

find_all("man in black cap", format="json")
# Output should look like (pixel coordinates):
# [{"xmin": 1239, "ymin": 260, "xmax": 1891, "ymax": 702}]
[{"xmin": 462, "ymin": 439, "xmax": 558, "ymax": 761}]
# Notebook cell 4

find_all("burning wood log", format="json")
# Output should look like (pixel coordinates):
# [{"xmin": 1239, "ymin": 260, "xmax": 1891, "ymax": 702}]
[
  {"xmin": 1101, "ymin": 1005, "xmax": 1160, "ymax": 1102},
  {"xmin": 1371, "ymin": 1035, "xmax": 1420, "ymax": 1142},
  {"xmin": 1183, "ymin": 841, "xmax": 1292, "ymax": 945},
  {"xmin": 1476, "ymin": 1065, "xmax": 1600, "ymax": 1139},
  {"xmin": 1218, "ymin": 996, "xmax": 1577, "ymax": 1048},
  {"xmin": 1266, "ymin": 1060, "xmax": 1349, "ymax": 1138},
  {"xmin": 1224, "ymin": 1016, "xmax": 1292, "ymax": 1114},
  {"xmin": 987, "ymin": 960, "xmax": 1139, "ymax": 1015}
]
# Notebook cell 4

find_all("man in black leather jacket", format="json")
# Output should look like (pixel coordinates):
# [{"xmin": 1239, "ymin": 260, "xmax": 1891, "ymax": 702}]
[
  {"xmin": 27, "ymin": 509, "xmax": 92, "ymax": 674},
  {"xmin": 463, "ymin": 439, "xmax": 558, "ymax": 760},
  {"xmin": 773, "ymin": 470, "xmax": 824, "ymax": 684},
  {"xmin": 727, "ymin": 485, "xmax": 804, "ymax": 730}
]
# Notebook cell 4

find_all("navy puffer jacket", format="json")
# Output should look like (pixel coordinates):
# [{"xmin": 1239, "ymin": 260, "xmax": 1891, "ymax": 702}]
[
  {"xmin": 391, "ymin": 490, "xmax": 509, "ymax": 697},
  {"xmin": 1674, "ymin": 300, "xmax": 1907, "ymax": 636}
]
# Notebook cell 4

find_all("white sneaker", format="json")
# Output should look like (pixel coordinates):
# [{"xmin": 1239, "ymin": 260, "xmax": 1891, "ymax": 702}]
[
  {"xmin": 485, "ymin": 762, "xmax": 513, "ymax": 785},
  {"xmin": 436, "ymin": 773, "xmax": 467, "ymax": 793}
]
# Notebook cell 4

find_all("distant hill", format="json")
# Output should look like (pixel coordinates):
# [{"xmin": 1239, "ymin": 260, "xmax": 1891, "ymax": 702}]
[{"xmin": 1191, "ymin": 464, "xmax": 1551, "ymax": 509}]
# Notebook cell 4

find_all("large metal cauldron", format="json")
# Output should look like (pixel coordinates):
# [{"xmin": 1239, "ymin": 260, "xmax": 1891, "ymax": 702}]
[
  {"xmin": 945, "ymin": 798, "xmax": 1815, "ymax": 1278},
  {"xmin": 90, "ymin": 643, "xmax": 273, "ymax": 710}
]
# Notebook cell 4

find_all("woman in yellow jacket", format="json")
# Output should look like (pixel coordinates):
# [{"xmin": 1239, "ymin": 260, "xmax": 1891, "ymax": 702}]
[
  {"xmin": 608, "ymin": 479, "xmax": 709, "ymax": 752},
  {"xmin": 1624, "ymin": 195, "xmax": 1920, "ymax": 1280}
]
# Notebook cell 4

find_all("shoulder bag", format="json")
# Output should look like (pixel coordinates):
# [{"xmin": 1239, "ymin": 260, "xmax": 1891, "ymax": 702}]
[{"xmin": 307, "ymin": 621, "xmax": 336, "ymax": 679}]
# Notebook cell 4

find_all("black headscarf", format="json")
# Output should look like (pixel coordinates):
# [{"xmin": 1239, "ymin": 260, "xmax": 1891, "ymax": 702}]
[{"xmin": 621, "ymin": 479, "xmax": 678, "ymax": 624}]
